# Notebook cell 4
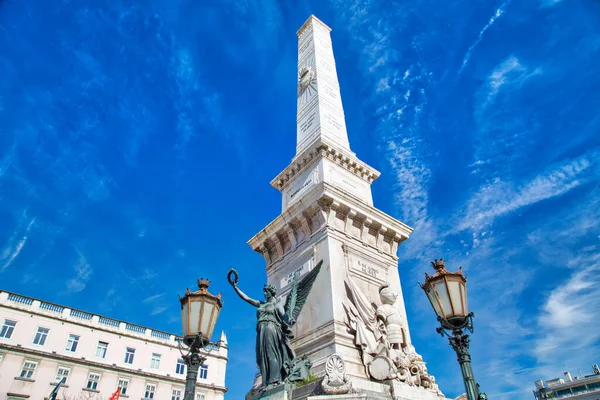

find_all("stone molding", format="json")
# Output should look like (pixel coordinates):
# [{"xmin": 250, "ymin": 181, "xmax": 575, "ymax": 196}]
[
  {"xmin": 248, "ymin": 184, "xmax": 412, "ymax": 267},
  {"xmin": 270, "ymin": 142, "xmax": 380, "ymax": 192},
  {"xmin": 297, "ymin": 15, "xmax": 332, "ymax": 37}
]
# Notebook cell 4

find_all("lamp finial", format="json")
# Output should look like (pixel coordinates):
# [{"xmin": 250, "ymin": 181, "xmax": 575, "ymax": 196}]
[
  {"xmin": 197, "ymin": 278, "xmax": 211, "ymax": 293},
  {"xmin": 431, "ymin": 259, "xmax": 446, "ymax": 272}
]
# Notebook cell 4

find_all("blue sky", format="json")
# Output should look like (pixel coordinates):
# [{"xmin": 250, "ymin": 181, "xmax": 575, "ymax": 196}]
[{"xmin": 1, "ymin": 0, "xmax": 599, "ymax": 398}]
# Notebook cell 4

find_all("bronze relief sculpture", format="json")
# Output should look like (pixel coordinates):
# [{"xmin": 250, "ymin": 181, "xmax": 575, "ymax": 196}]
[{"xmin": 228, "ymin": 260, "xmax": 323, "ymax": 389}]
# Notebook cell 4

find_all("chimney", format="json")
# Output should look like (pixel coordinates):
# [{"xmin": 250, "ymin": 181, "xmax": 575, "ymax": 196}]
[
  {"xmin": 535, "ymin": 380, "xmax": 545, "ymax": 390},
  {"xmin": 564, "ymin": 372, "xmax": 572, "ymax": 381}
]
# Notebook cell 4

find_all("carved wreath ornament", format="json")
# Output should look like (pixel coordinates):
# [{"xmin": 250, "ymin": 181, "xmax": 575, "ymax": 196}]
[
  {"xmin": 298, "ymin": 66, "xmax": 314, "ymax": 92},
  {"xmin": 321, "ymin": 354, "xmax": 352, "ymax": 395}
]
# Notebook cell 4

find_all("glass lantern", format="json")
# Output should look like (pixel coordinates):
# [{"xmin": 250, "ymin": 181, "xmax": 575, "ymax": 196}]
[
  {"xmin": 420, "ymin": 259, "xmax": 469, "ymax": 328},
  {"xmin": 180, "ymin": 279, "xmax": 223, "ymax": 347}
]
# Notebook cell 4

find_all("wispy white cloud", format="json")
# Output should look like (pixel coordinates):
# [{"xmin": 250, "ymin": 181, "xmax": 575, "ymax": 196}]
[
  {"xmin": 0, "ymin": 217, "xmax": 35, "ymax": 272},
  {"xmin": 330, "ymin": 1, "xmax": 434, "ymax": 254},
  {"xmin": 479, "ymin": 56, "xmax": 542, "ymax": 112},
  {"xmin": 459, "ymin": 2, "xmax": 511, "ymax": 73},
  {"xmin": 143, "ymin": 293, "xmax": 165, "ymax": 304},
  {"xmin": 142, "ymin": 292, "xmax": 168, "ymax": 316},
  {"xmin": 151, "ymin": 306, "xmax": 168, "ymax": 316},
  {"xmin": 451, "ymin": 189, "xmax": 600, "ymax": 399},
  {"xmin": 535, "ymin": 253, "xmax": 600, "ymax": 360},
  {"xmin": 65, "ymin": 251, "xmax": 93, "ymax": 293},
  {"xmin": 457, "ymin": 150, "xmax": 597, "ymax": 233}
]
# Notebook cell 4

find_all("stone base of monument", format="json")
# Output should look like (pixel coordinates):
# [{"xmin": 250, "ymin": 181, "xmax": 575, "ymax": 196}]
[
  {"xmin": 246, "ymin": 383, "xmax": 295, "ymax": 400},
  {"xmin": 308, "ymin": 395, "xmax": 368, "ymax": 400},
  {"xmin": 247, "ymin": 378, "xmax": 450, "ymax": 400},
  {"xmin": 389, "ymin": 380, "xmax": 450, "ymax": 400}
]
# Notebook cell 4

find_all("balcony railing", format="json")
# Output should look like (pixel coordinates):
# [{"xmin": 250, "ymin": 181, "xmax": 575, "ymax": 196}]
[
  {"xmin": 151, "ymin": 330, "xmax": 171, "ymax": 340},
  {"xmin": 7, "ymin": 293, "xmax": 33, "ymax": 305},
  {"xmin": 98, "ymin": 316, "xmax": 120, "ymax": 328},
  {"xmin": 39, "ymin": 302, "xmax": 65, "ymax": 313},
  {"xmin": 70, "ymin": 309, "xmax": 93, "ymax": 320},
  {"xmin": 126, "ymin": 324, "xmax": 146, "ymax": 334}
]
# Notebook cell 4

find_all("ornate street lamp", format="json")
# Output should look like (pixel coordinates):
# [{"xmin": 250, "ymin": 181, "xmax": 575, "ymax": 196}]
[
  {"xmin": 420, "ymin": 259, "xmax": 487, "ymax": 400},
  {"xmin": 179, "ymin": 278, "xmax": 223, "ymax": 400}
]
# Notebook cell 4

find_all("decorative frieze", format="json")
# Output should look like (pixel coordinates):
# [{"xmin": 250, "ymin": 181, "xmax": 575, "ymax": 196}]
[
  {"xmin": 248, "ymin": 193, "xmax": 411, "ymax": 267},
  {"xmin": 271, "ymin": 143, "xmax": 380, "ymax": 192}
]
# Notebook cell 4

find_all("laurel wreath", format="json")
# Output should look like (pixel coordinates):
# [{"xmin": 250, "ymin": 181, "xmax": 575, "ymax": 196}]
[{"xmin": 227, "ymin": 268, "xmax": 239, "ymax": 286}]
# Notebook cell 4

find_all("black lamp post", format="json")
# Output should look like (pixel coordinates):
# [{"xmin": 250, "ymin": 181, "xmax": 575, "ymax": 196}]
[
  {"xmin": 420, "ymin": 259, "xmax": 487, "ymax": 400},
  {"xmin": 179, "ymin": 279, "xmax": 223, "ymax": 400}
]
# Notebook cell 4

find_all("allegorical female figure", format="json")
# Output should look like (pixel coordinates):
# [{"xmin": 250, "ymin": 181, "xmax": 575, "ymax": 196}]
[
  {"xmin": 228, "ymin": 260, "xmax": 323, "ymax": 389},
  {"xmin": 231, "ymin": 282, "xmax": 295, "ymax": 386}
]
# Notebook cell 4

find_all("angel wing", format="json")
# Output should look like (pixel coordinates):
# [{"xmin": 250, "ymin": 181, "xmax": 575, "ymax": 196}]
[{"xmin": 284, "ymin": 260, "xmax": 323, "ymax": 324}]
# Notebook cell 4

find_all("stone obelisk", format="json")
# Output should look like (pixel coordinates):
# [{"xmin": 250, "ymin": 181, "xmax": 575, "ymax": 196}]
[{"xmin": 248, "ymin": 15, "xmax": 447, "ymax": 400}]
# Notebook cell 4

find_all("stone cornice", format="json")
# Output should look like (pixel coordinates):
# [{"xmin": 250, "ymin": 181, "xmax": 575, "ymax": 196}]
[
  {"xmin": 248, "ymin": 182, "xmax": 413, "ymax": 267},
  {"xmin": 0, "ymin": 343, "xmax": 228, "ymax": 393},
  {"xmin": 296, "ymin": 15, "xmax": 331, "ymax": 37},
  {"xmin": 270, "ymin": 141, "xmax": 380, "ymax": 192}
]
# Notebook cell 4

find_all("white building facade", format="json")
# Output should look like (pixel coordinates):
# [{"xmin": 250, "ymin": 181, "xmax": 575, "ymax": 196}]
[
  {"xmin": 533, "ymin": 365, "xmax": 600, "ymax": 400},
  {"xmin": 0, "ymin": 290, "xmax": 228, "ymax": 400}
]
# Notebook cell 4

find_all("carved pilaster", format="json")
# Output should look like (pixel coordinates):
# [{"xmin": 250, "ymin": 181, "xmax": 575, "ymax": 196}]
[
  {"xmin": 327, "ymin": 200, "xmax": 342, "ymax": 227},
  {"xmin": 361, "ymin": 218, "xmax": 372, "ymax": 243},
  {"xmin": 259, "ymin": 244, "xmax": 273, "ymax": 265},
  {"xmin": 391, "ymin": 237, "xmax": 400, "ymax": 255},
  {"xmin": 376, "ymin": 227, "xmax": 385, "ymax": 250},
  {"xmin": 300, "ymin": 212, "xmax": 313, "ymax": 239},
  {"xmin": 274, "ymin": 235, "xmax": 284, "ymax": 259},
  {"xmin": 285, "ymin": 225, "xmax": 298, "ymax": 249},
  {"xmin": 344, "ymin": 210, "xmax": 357, "ymax": 234}
]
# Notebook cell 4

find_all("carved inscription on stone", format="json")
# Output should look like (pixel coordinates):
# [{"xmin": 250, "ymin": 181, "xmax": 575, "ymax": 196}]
[
  {"xmin": 297, "ymin": 109, "xmax": 320, "ymax": 150},
  {"xmin": 279, "ymin": 257, "xmax": 313, "ymax": 289},
  {"xmin": 357, "ymin": 259, "xmax": 379, "ymax": 279},
  {"xmin": 300, "ymin": 111, "xmax": 317, "ymax": 134},
  {"xmin": 285, "ymin": 167, "xmax": 319, "ymax": 207},
  {"xmin": 329, "ymin": 165, "xmax": 370, "ymax": 202},
  {"xmin": 348, "ymin": 254, "xmax": 385, "ymax": 284}
]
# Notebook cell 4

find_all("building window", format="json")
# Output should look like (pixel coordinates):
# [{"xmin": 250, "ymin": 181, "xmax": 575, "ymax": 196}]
[
  {"xmin": 176, "ymin": 359, "xmax": 186, "ymax": 375},
  {"xmin": 196, "ymin": 393, "xmax": 206, "ymax": 400},
  {"xmin": 96, "ymin": 341, "xmax": 108, "ymax": 358},
  {"xmin": 20, "ymin": 360, "xmax": 37, "ymax": 379},
  {"xmin": 124, "ymin": 347, "xmax": 135, "ymax": 364},
  {"xmin": 199, "ymin": 364, "xmax": 208, "ymax": 379},
  {"xmin": 150, "ymin": 353, "xmax": 161, "ymax": 369},
  {"xmin": 144, "ymin": 383, "xmax": 156, "ymax": 399},
  {"xmin": 171, "ymin": 388, "xmax": 183, "ymax": 400},
  {"xmin": 65, "ymin": 334, "xmax": 80, "ymax": 352},
  {"xmin": 118, "ymin": 378, "xmax": 129, "ymax": 395},
  {"xmin": 33, "ymin": 327, "xmax": 49, "ymax": 346},
  {"xmin": 55, "ymin": 366, "xmax": 70, "ymax": 384},
  {"xmin": 0, "ymin": 320, "xmax": 16, "ymax": 339},
  {"xmin": 87, "ymin": 372, "xmax": 101, "ymax": 390}
]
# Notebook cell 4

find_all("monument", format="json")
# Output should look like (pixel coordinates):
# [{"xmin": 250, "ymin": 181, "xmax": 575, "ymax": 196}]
[{"xmin": 245, "ymin": 15, "xmax": 448, "ymax": 400}]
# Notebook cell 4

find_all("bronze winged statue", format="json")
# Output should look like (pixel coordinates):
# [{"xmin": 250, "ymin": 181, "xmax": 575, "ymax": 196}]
[{"xmin": 228, "ymin": 260, "xmax": 323, "ymax": 389}]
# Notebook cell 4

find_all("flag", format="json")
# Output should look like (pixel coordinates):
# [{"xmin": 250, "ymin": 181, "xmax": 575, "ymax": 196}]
[
  {"xmin": 108, "ymin": 387, "xmax": 121, "ymax": 400},
  {"xmin": 48, "ymin": 377, "xmax": 65, "ymax": 400}
]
